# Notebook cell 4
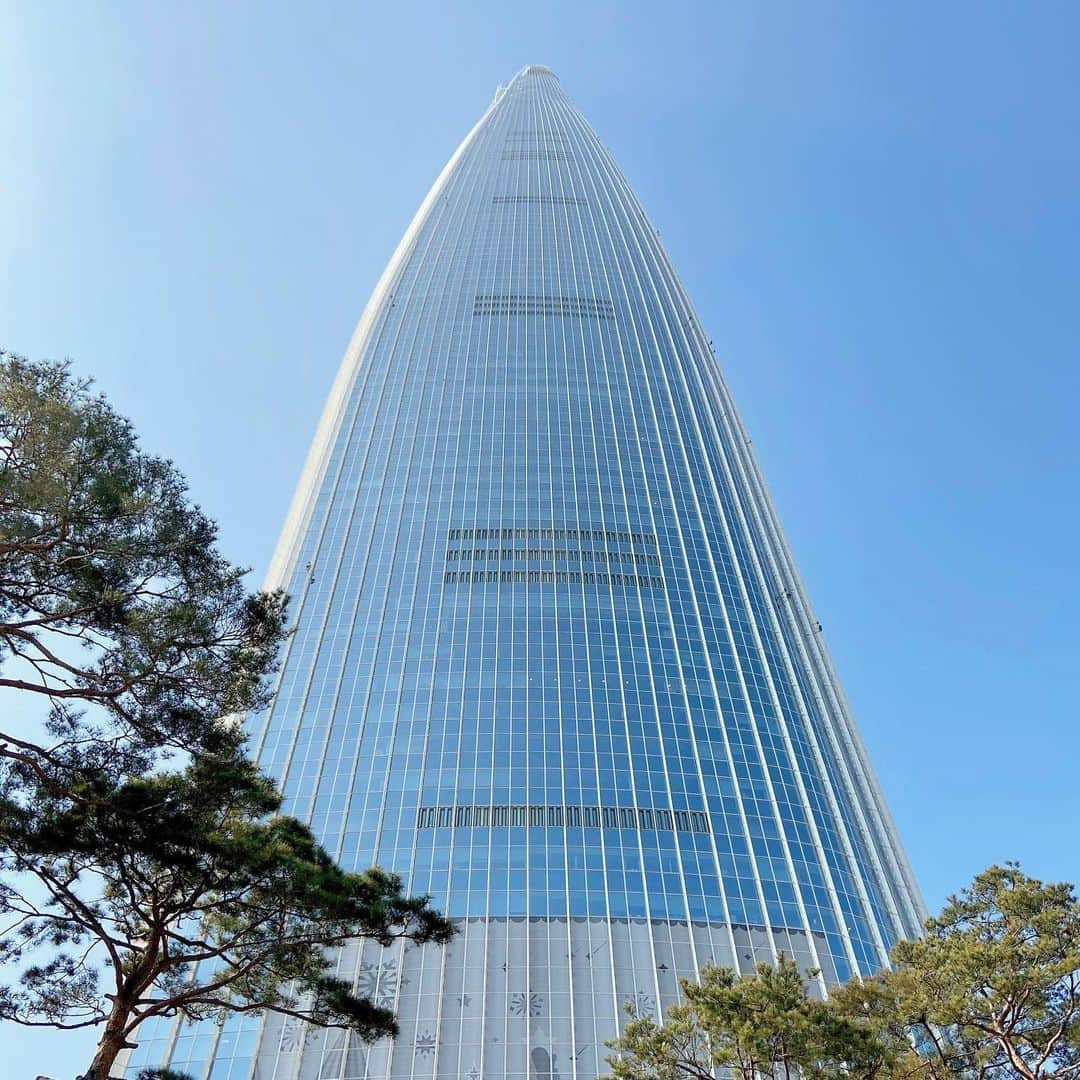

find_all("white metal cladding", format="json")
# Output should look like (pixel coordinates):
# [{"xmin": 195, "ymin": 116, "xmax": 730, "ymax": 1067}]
[{"xmin": 132, "ymin": 65, "xmax": 925, "ymax": 1080}]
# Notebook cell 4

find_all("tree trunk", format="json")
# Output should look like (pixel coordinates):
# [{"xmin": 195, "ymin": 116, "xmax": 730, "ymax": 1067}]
[{"xmin": 84, "ymin": 1002, "xmax": 134, "ymax": 1080}]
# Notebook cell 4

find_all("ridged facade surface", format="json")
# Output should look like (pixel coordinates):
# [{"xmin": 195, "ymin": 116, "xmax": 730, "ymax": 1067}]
[{"xmin": 132, "ymin": 65, "xmax": 924, "ymax": 1080}]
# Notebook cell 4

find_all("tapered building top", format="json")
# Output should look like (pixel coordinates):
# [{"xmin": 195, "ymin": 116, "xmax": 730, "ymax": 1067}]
[{"xmin": 137, "ymin": 67, "xmax": 923, "ymax": 1080}]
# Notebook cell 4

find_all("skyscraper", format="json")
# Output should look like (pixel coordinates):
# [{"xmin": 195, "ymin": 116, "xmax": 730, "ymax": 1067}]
[{"xmin": 132, "ymin": 65, "xmax": 924, "ymax": 1080}]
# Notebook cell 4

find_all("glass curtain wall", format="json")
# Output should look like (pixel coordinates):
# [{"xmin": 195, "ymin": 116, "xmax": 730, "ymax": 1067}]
[{"xmin": 134, "ymin": 65, "xmax": 924, "ymax": 1080}]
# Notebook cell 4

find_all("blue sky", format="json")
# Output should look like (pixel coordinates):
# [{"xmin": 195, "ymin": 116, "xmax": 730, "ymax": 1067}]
[{"xmin": 2, "ymin": 2, "xmax": 1078, "ymax": 1076}]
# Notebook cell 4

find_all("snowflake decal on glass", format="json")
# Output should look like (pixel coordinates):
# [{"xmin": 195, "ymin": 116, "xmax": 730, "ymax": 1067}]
[
  {"xmin": 624, "ymin": 990, "xmax": 656, "ymax": 1017},
  {"xmin": 509, "ymin": 990, "xmax": 544, "ymax": 1017},
  {"xmin": 356, "ymin": 959, "xmax": 406, "ymax": 1009},
  {"xmin": 415, "ymin": 1029, "xmax": 437, "ymax": 1057}
]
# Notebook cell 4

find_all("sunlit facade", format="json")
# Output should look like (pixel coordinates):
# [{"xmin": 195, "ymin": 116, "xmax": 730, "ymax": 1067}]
[{"xmin": 132, "ymin": 65, "xmax": 924, "ymax": 1080}]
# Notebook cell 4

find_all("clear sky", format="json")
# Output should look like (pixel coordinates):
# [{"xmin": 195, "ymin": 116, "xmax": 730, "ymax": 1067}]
[{"xmin": 2, "ymin": 2, "xmax": 1078, "ymax": 1076}]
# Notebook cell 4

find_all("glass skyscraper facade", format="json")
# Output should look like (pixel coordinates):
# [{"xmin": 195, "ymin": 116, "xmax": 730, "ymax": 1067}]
[{"xmin": 132, "ymin": 65, "xmax": 924, "ymax": 1080}]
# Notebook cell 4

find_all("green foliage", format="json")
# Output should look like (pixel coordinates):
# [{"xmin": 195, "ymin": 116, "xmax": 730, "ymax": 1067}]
[
  {"xmin": 0, "ymin": 350, "xmax": 288, "ymax": 770},
  {"xmin": 607, "ymin": 955, "xmax": 919, "ymax": 1080},
  {"xmin": 0, "ymin": 746, "xmax": 455, "ymax": 1080},
  {"xmin": 0, "ymin": 351, "xmax": 454, "ymax": 1080},
  {"xmin": 606, "ymin": 865, "xmax": 1080, "ymax": 1080},
  {"xmin": 885, "ymin": 864, "xmax": 1080, "ymax": 1080},
  {"xmin": 822, "ymin": 973, "xmax": 929, "ymax": 1080},
  {"xmin": 609, "ymin": 956, "xmax": 849, "ymax": 1080}
]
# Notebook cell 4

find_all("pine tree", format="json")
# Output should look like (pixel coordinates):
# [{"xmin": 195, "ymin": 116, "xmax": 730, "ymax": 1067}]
[{"xmin": 0, "ymin": 743, "xmax": 454, "ymax": 1080}]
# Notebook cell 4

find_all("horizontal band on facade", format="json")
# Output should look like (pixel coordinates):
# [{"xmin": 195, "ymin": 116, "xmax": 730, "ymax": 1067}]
[
  {"xmin": 447, "ymin": 547, "xmax": 662, "ymax": 568},
  {"xmin": 444, "ymin": 569, "xmax": 666, "ymax": 589},
  {"xmin": 473, "ymin": 292, "xmax": 615, "ymax": 318},
  {"xmin": 492, "ymin": 194, "xmax": 585, "ymax": 206},
  {"xmin": 417, "ymin": 803, "xmax": 711, "ymax": 834},
  {"xmin": 506, "ymin": 129, "xmax": 571, "ymax": 140},
  {"xmin": 448, "ymin": 526, "xmax": 657, "ymax": 547},
  {"xmin": 501, "ymin": 149, "xmax": 574, "ymax": 161}
]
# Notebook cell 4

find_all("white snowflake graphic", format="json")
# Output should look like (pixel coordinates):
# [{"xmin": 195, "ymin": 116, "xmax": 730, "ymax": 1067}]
[{"xmin": 356, "ymin": 958, "xmax": 406, "ymax": 1008}]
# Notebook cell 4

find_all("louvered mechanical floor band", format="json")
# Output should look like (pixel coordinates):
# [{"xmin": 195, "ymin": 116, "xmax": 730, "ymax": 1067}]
[
  {"xmin": 417, "ymin": 803, "xmax": 711, "ymax": 834},
  {"xmin": 472, "ymin": 293, "xmax": 615, "ymax": 318},
  {"xmin": 448, "ymin": 526, "xmax": 657, "ymax": 546}
]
